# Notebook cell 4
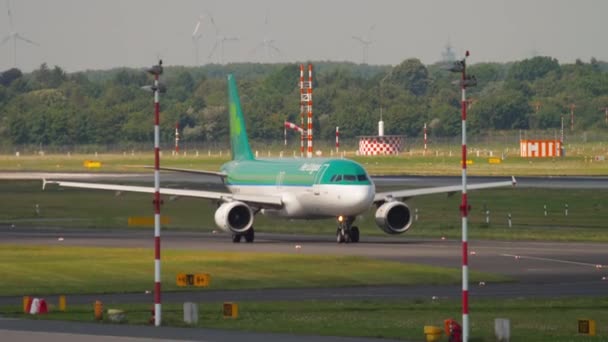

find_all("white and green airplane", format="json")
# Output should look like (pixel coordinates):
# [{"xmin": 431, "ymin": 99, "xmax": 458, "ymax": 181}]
[{"xmin": 46, "ymin": 75, "xmax": 515, "ymax": 243}]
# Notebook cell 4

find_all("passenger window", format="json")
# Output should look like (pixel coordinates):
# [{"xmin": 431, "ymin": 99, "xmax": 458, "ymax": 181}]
[
  {"xmin": 344, "ymin": 175, "xmax": 356, "ymax": 181},
  {"xmin": 357, "ymin": 174, "xmax": 368, "ymax": 182}
]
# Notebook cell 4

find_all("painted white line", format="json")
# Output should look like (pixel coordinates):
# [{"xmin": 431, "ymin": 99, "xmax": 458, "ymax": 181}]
[{"xmin": 500, "ymin": 253, "xmax": 605, "ymax": 268}]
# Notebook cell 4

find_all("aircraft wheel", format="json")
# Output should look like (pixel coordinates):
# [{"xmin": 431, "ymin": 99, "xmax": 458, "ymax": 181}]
[
  {"xmin": 350, "ymin": 226, "xmax": 360, "ymax": 243},
  {"xmin": 232, "ymin": 234, "xmax": 242, "ymax": 243},
  {"xmin": 244, "ymin": 227, "xmax": 255, "ymax": 243}
]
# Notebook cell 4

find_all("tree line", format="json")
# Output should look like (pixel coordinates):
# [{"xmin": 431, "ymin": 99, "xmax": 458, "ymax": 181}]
[{"xmin": 0, "ymin": 57, "xmax": 607, "ymax": 149}]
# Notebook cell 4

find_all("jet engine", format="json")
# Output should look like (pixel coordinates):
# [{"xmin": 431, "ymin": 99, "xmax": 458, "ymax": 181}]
[
  {"xmin": 214, "ymin": 201, "xmax": 254, "ymax": 234},
  {"xmin": 374, "ymin": 201, "xmax": 413, "ymax": 234}
]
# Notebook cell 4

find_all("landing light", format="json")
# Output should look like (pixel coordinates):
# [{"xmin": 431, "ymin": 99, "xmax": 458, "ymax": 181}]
[{"xmin": 338, "ymin": 215, "xmax": 344, "ymax": 223}]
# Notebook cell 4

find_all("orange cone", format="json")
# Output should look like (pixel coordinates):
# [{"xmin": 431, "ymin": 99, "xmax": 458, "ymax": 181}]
[{"xmin": 23, "ymin": 296, "xmax": 32, "ymax": 313}]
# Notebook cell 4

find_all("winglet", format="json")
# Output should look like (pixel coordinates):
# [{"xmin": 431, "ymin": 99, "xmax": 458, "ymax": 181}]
[
  {"xmin": 511, "ymin": 176, "xmax": 517, "ymax": 186},
  {"xmin": 42, "ymin": 178, "xmax": 47, "ymax": 190}
]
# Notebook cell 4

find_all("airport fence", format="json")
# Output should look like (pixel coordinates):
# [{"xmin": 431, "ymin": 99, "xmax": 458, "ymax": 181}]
[{"xmin": 3, "ymin": 129, "xmax": 608, "ymax": 157}]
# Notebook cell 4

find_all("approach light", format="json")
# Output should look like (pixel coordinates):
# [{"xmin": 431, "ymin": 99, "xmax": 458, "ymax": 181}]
[
  {"xmin": 450, "ymin": 75, "xmax": 477, "ymax": 88},
  {"xmin": 146, "ymin": 60, "xmax": 163, "ymax": 76},
  {"xmin": 447, "ymin": 59, "xmax": 465, "ymax": 73}
]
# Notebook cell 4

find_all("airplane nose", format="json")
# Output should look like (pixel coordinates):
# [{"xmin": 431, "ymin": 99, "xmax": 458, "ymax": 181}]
[{"xmin": 348, "ymin": 185, "xmax": 374, "ymax": 212}]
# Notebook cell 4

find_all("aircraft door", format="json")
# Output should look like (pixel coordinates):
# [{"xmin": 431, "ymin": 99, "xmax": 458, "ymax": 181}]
[
  {"xmin": 276, "ymin": 171, "xmax": 285, "ymax": 190},
  {"xmin": 312, "ymin": 164, "xmax": 329, "ymax": 195}
]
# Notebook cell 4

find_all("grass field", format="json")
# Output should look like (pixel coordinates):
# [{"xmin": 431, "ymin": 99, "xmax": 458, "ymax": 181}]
[
  {"xmin": 3, "ymin": 298, "xmax": 607, "ymax": 341},
  {"xmin": 2, "ymin": 180, "xmax": 607, "ymax": 242},
  {"xmin": 0, "ymin": 245, "xmax": 508, "ymax": 297}
]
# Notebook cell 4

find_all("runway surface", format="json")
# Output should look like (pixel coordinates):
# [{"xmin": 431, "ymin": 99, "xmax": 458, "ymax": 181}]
[
  {"xmin": 1, "ymin": 227, "xmax": 606, "ymax": 301},
  {"xmin": 2, "ymin": 228, "xmax": 607, "ymax": 341}
]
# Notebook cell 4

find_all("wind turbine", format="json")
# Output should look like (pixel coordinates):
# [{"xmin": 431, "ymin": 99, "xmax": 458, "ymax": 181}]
[
  {"xmin": 352, "ymin": 24, "xmax": 375, "ymax": 64},
  {"xmin": 192, "ymin": 14, "xmax": 205, "ymax": 66},
  {"xmin": 207, "ymin": 13, "xmax": 239, "ymax": 64},
  {"xmin": 1, "ymin": 0, "xmax": 38, "ymax": 68},
  {"xmin": 250, "ymin": 12, "xmax": 280, "ymax": 63}
]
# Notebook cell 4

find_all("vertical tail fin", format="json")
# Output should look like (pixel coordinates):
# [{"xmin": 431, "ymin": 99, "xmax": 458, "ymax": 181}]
[{"xmin": 227, "ymin": 74, "xmax": 254, "ymax": 161}]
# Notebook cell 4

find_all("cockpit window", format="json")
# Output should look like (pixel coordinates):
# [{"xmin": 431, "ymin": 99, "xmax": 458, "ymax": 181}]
[
  {"xmin": 329, "ymin": 175, "xmax": 337, "ymax": 182},
  {"xmin": 357, "ymin": 174, "xmax": 368, "ymax": 182},
  {"xmin": 344, "ymin": 175, "xmax": 356, "ymax": 181},
  {"xmin": 334, "ymin": 175, "xmax": 342, "ymax": 182}
]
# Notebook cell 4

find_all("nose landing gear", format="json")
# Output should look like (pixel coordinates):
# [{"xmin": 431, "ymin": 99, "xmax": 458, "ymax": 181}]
[{"xmin": 336, "ymin": 216, "xmax": 359, "ymax": 243}]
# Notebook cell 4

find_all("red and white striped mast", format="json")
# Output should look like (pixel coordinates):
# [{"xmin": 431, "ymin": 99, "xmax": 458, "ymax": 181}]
[
  {"xmin": 145, "ymin": 60, "xmax": 165, "ymax": 327},
  {"xmin": 175, "ymin": 122, "xmax": 180, "ymax": 153},
  {"xmin": 336, "ymin": 126, "xmax": 339, "ymax": 154},
  {"xmin": 449, "ymin": 50, "xmax": 476, "ymax": 342},
  {"xmin": 307, "ymin": 64, "xmax": 313, "ymax": 158},
  {"xmin": 284, "ymin": 121, "xmax": 287, "ymax": 146},
  {"xmin": 423, "ymin": 122, "xmax": 428, "ymax": 153}
]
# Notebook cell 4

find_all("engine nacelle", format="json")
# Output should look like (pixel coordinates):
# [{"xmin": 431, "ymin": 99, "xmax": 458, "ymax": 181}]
[
  {"xmin": 214, "ymin": 201, "xmax": 254, "ymax": 234},
  {"xmin": 374, "ymin": 201, "xmax": 413, "ymax": 234}
]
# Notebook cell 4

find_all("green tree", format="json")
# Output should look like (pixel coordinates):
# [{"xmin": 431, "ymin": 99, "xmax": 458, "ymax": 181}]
[
  {"xmin": 390, "ymin": 58, "xmax": 429, "ymax": 96},
  {"xmin": 509, "ymin": 56, "xmax": 560, "ymax": 81}
]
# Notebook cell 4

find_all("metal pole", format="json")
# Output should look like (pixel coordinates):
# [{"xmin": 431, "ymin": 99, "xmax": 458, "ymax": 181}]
[
  {"xmin": 561, "ymin": 116, "xmax": 564, "ymax": 143},
  {"xmin": 336, "ymin": 126, "xmax": 339, "ymax": 153},
  {"xmin": 147, "ymin": 60, "xmax": 163, "ymax": 327},
  {"xmin": 570, "ymin": 104, "xmax": 575, "ymax": 131},
  {"xmin": 424, "ymin": 122, "xmax": 428, "ymax": 152},
  {"xmin": 175, "ymin": 122, "xmax": 180, "ymax": 153},
  {"xmin": 460, "ymin": 51, "xmax": 470, "ymax": 342}
]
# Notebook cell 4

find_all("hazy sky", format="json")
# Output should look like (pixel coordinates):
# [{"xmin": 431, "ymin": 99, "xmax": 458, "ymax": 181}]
[{"xmin": 1, "ymin": 0, "xmax": 606, "ymax": 72}]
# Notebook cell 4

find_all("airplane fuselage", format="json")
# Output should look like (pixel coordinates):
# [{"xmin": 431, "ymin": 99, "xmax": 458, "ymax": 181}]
[{"xmin": 221, "ymin": 158, "xmax": 375, "ymax": 219}]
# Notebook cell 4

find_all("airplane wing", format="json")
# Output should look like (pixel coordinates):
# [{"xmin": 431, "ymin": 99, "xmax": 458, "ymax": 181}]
[
  {"xmin": 43, "ymin": 180, "xmax": 283, "ymax": 209},
  {"xmin": 144, "ymin": 166, "xmax": 227, "ymax": 181},
  {"xmin": 374, "ymin": 176, "xmax": 516, "ymax": 203}
]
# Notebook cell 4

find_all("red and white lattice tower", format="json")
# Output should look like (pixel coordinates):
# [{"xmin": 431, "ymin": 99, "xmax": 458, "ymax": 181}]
[
  {"xmin": 307, "ymin": 65, "xmax": 313, "ymax": 158},
  {"xmin": 336, "ymin": 126, "xmax": 339, "ymax": 153},
  {"xmin": 299, "ymin": 64, "xmax": 313, "ymax": 158},
  {"xmin": 175, "ymin": 122, "xmax": 179, "ymax": 153},
  {"xmin": 299, "ymin": 65, "xmax": 305, "ymax": 157}
]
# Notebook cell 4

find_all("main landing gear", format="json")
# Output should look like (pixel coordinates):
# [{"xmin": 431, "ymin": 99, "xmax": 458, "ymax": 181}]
[
  {"xmin": 232, "ymin": 227, "xmax": 255, "ymax": 243},
  {"xmin": 336, "ymin": 216, "xmax": 359, "ymax": 243}
]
